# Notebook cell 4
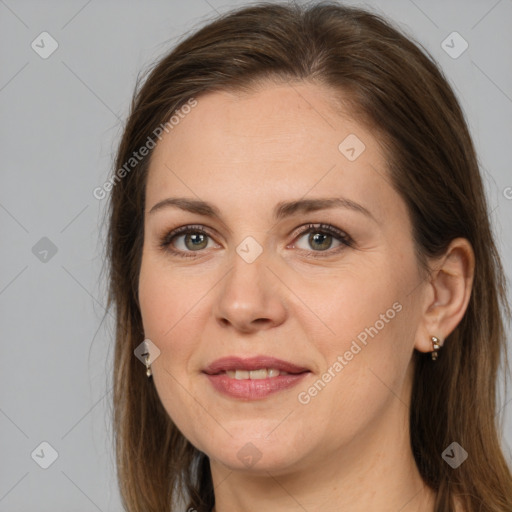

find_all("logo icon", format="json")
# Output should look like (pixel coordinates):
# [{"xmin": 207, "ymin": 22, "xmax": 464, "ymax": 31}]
[
  {"xmin": 442, "ymin": 441, "xmax": 468, "ymax": 468},
  {"xmin": 441, "ymin": 32, "xmax": 468, "ymax": 59},
  {"xmin": 32, "ymin": 237, "xmax": 58, "ymax": 263},
  {"xmin": 338, "ymin": 134, "xmax": 366, "ymax": 161},
  {"xmin": 236, "ymin": 442, "xmax": 262, "ymax": 468},
  {"xmin": 31, "ymin": 32, "xmax": 59, "ymax": 59},
  {"xmin": 31, "ymin": 441, "xmax": 59, "ymax": 469},
  {"xmin": 236, "ymin": 236, "xmax": 263, "ymax": 264},
  {"xmin": 134, "ymin": 339, "xmax": 161, "ymax": 366}
]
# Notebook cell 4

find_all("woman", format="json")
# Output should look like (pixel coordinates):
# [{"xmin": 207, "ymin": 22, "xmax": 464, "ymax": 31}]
[{"xmin": 106, "ymin": 2, "xmax": 512, "ymax": 511}]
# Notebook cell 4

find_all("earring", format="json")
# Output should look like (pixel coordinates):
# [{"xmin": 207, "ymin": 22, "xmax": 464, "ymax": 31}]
[
  {"xmin": 142, "ymin": 340, "xmax": 152, "ymax": 378},
  {"xmin": 431, "ymin": 336, "xmax": 442, "ymax": 360},
  {"xmin": 145, "ymin": 352, "xmax": 152, "ymax": 377}
]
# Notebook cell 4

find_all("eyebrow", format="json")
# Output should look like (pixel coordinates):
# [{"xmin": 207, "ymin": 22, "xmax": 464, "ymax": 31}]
[{"xmin": 148, "ymin": 196, "xmax": 375, "ymax": 222}]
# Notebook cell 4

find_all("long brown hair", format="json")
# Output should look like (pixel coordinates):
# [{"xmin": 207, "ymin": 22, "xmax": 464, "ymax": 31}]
[{"xmin": 106, "ymin": 2, "xmax": 512, "ymax": 511}]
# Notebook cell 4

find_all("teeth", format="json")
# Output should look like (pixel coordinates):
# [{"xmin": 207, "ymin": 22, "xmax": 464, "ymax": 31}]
[
  {"xmin": 248, "ymin": 369, "xmax": 267, "ymax": 379},
  {"xmin": 225, "ymin": 368, "xmax": 288, "ymax": 379}
]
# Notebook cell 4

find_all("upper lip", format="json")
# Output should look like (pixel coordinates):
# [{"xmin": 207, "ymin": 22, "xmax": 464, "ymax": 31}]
[{"xmin": 203, "ymin": 356, "xmax": 310, "ymax": 375}]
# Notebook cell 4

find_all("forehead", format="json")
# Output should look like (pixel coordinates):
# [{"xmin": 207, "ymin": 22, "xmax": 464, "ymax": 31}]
[{"xmin": 145, "ymin": 82, "xmax": 392, "ymax": 216}]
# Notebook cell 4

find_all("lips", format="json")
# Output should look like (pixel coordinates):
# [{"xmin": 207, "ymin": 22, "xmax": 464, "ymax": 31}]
[
  {"xmin": 203, "ymin": 356, "xmax": 310, "ymax": 376},
  {"xmin": 203, "ymin": 356, "xmax": 311, "ymax": 400}
]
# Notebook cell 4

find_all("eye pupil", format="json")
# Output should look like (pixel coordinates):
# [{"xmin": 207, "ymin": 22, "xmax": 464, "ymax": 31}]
[
  {"xmin": 185, "ymin": 233, "xmax": 208, "ymax": 250},
  {"xmin": 309, "ymin": 232, "xmax": 332, "ymax": 251}
]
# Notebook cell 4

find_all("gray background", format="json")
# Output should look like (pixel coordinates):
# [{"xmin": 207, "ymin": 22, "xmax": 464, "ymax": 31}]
[{"xmin": 1, "ymin": 0, "xmax": 511, "ymax": 510}]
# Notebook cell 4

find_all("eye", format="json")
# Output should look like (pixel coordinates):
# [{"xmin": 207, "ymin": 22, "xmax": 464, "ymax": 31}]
[
  {"xmin": 159, "ymin": 225, "xmax": 219, "ymax": 257},
  {"xmin": 159, "ymin": 223, "xmax": 353, "ymax": 258},
  {"xmin": 292, "ymin": 223, "xmax": 353, "ymax": 255}
]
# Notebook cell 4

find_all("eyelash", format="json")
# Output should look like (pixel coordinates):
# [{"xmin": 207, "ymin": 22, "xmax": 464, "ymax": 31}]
[{"xmin": 159, "ymin": 223, "xmax": 354, "ymax": 259}]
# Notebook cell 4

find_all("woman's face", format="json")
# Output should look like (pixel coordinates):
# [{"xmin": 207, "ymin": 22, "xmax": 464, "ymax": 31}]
[{"xmin": 138, "ymin": 81, "xmax": 427, "ymax": 474}]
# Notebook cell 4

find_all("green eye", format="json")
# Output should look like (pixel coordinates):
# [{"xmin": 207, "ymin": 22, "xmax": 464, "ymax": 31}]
[
  {"xmin": 294, "ymin": 223, "xmax": 352, "ymax": 254},
  {"xmin": 160, "ymin": 222, "xmax": 353, "ymax": 259}
]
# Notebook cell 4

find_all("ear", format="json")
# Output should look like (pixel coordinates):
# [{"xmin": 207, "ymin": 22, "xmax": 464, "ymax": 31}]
[{"xmin": 414, "ymin": 238, "xmax": 475, "ymax": 354}]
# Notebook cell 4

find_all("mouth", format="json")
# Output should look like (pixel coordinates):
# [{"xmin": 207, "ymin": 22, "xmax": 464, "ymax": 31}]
[
  {"xmin": 202, "ymin": 356, "xmax": 311, "ymax": 400},
  {"xmin": 220, "ymin": 368, "xmax": 299, "ymax": 379},
  {"xmin": 203, "ymin": 355, "xmax": 310, "ymax": 377}
]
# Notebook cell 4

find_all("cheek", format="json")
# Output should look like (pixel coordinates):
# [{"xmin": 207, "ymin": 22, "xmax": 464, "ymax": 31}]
[
  {"xmin": 294, "ymin": 295, "xmax": 411, "ymax": 453},
  {"xmin": 138, "ymin": 280, "xmax": 176, "ymax": 348},
  {"xmin": 312, "ymin": 267, "xmax": 404, "ymax": 351},
  {"xmin": 302, "ymin": 267, "xmax": 412, "ymax": 403},
  {"xmin": 138, "ymin": 256, "xmax": 197, "ymax": 381},
  {"xmin": 138, "ymin": 252, "xmax": 199, "ymax": 340},
  {"xmin": 138, "ymin": 262, "xmax": 209, "ymax": 445}
]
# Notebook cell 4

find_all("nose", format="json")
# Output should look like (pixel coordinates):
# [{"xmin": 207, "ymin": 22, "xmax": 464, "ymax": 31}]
[{"xmin": 213, "ymin": 247, "xmax": 288, "ymax": 333}]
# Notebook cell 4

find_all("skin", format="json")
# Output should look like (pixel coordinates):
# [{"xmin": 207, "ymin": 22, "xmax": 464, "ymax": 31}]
[{"xmin": 138, "ymin": 81, "xmax": 474, "ymax": 512}]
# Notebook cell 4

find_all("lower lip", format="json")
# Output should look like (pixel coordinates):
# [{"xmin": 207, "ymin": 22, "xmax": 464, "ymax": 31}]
[{"xmin": 204, "ymin": 372, "xmax": 309, "ymax": 400}]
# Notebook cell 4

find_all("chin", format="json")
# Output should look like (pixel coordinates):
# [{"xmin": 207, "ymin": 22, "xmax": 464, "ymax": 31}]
[{"xmin": 202, "ymin": 429, "xmax": 307, "ymax": 475}]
